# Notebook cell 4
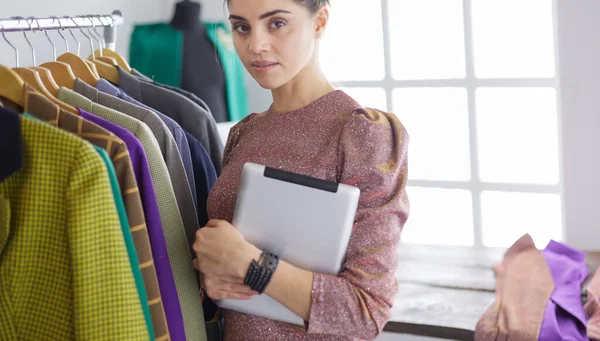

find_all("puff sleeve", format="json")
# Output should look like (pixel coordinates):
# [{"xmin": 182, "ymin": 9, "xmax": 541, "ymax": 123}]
[{"xmin": 307, "ymin": 108, "xmax": 410, "ymax": 340}]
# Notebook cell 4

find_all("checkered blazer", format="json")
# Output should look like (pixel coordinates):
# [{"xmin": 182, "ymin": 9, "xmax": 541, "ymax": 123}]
[
  {"xmin": 24, "ymin": 86, "xmax": 169, "ymax": 341},
  {"xmin": 0, "ymin": 114, "xmax": 148, "ymax": 340}
]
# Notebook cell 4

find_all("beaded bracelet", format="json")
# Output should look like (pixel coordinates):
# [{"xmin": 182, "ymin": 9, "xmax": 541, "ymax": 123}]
[{"xmin": 243, "ymin": 250, "xmax": 280, "ymax": 294}]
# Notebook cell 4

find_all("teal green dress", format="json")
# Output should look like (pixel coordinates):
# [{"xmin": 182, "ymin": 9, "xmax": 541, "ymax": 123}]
[{"xmin": 130, "ymin": 22, "xmax": 249, "ymax": 122}]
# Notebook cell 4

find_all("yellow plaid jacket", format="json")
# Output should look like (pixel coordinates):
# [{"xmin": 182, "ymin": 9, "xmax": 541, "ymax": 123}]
[
  {"xmin": 24, "ymin": 86, "xmax": 169, "ymax": 341},
  {"xmin": 0, "ymin": 111, "xmax": 149, "ymax": 340}
]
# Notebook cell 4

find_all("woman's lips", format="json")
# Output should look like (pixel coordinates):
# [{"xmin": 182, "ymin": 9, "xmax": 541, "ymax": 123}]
[{"xmin": 252, "ymin": 61, "xmax": 279, "ymax": 74}]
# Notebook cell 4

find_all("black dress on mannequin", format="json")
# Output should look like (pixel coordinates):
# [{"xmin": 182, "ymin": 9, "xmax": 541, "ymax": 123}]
[{"xmin": 170, "ymin": 0, "xmax": 229, "ymax": 123}]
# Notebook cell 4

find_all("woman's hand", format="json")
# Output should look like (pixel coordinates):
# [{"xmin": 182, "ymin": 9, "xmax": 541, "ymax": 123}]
[{"xmin": 193, "ymin": 219, "xmax": 261, "ymax": 280}]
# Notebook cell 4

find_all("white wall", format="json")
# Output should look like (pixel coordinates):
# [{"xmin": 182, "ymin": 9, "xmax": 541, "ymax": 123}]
[
  {"xmin": 0, "ymin": 1, "xmax": 164, "ymax": 68},
  {"xmin": 556, "ymin": 0, "xmax": 600, "ymax": 251}
]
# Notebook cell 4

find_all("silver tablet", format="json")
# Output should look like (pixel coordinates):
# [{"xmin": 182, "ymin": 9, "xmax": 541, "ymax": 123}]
[{"xmin": 215, "ymin": 162, "xmax": 360, "ymax": 325}]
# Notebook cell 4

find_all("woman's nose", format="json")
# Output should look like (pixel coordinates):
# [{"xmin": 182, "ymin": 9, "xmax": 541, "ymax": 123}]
[{"xmin": 249, "ymin": 30, "xmax": 269, "ymax": 54}]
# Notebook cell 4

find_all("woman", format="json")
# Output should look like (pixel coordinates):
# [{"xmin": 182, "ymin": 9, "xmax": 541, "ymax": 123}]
[{"xmin": 192, "ymin": 0, "xmax": 410, "ymax": 340}]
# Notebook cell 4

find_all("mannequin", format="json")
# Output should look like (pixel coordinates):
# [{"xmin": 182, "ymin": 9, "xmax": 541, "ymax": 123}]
[{"xmin": 170, "ymin": 0, "xmax": 229, "ymax": 122}]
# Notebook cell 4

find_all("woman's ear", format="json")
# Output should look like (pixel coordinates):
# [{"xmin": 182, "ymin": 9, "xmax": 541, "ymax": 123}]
[{"xmin": 315, "ymin": 6, "xmax": 329, "ymax": 39}]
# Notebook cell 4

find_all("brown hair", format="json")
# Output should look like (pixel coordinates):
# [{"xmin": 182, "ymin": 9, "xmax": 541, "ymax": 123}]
[{"xmin": 225, "ymin": 0, "xmax": 330, "ymax": 14}]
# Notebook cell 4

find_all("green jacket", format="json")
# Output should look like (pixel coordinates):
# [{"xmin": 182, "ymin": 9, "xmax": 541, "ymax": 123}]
[{"xmin": 130, "ymin": 22, "xmax": 249, "ymax": 122}]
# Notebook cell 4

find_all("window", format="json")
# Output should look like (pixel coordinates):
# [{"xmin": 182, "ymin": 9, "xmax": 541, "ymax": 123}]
[{"xmin": 320, "ymin": 0, "xmax": 561, "ymax": 248}]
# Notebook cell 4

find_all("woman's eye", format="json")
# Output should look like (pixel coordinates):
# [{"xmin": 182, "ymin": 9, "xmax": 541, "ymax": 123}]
[
  {"xmin": 270, "ymin": 20, "xmax": 286, "ymax": 29},
  {"xmin": 234, "ymin": 24, "xmax": 250, "ymax": 33}
]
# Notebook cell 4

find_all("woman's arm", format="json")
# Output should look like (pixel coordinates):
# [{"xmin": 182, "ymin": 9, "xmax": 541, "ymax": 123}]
[
  {"xmin": 302, "ymin": 108, "xmax": 409, "ymax": 339},
  {"xmin": 233, "ymin": 243, "xmax": 314, "ymax": 320}
]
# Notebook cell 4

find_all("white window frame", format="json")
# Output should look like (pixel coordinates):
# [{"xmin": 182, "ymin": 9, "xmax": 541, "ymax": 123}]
[{"xmin": 333, "ymin": 0, "xmax": 563, "ymax": 247}]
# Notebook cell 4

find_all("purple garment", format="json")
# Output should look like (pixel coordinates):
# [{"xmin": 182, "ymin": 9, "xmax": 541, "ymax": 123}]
[
  {"xmin": 79, "ymin": 108, "xmax": 187, "ymax": 341},
  {"xmin": 539, "ymin": 240, "xmax": 590, "ymax": 341},
  {"xmin": 96, "ymin": 79, "xmax": 198, "ymax": 210}
]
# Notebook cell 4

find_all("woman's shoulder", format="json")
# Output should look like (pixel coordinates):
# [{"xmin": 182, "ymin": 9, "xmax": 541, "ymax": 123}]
[
  {"xmin": 229, "ymin": 112, "xmax": 261, "ymax": 132},
  {"xmin": 340, "ymin": 104, "xmax": 409, "ymax": 144}
]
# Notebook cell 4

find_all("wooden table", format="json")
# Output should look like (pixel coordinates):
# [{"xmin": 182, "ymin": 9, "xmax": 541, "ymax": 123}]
[{"xmin": 383, "ymin": 243, "xmax": 600, "ymax": 340}]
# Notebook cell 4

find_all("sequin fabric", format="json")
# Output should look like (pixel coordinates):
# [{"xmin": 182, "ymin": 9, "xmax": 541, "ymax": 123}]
[{"xmin": 207, "ymin": 90, "xmax": 410, "ymax": 340}]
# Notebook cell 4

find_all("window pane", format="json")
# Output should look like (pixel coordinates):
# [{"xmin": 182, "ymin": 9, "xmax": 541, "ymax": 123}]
[
  {"xmin": 481, "ymin": 191, "xmax": 562, "ymax": 248},
  {"xmin": 393, "ymin": 88, "xmax": 471, "ymax": 181},
  {"xmin": 402, "ymin": 187, "xmax": 474, "ymax": 246},
  {"xmin": 338, "ymin": 87, "xmax": 387, "ymax": 111},
  {"xmin": 388, "ymin": 0, "xmax": 466, "ymax": 80},
  {"xmin": 476, "ymin": 88, "xmax": 559, "ymax": 184},
  {"xmin": 471, "ymin": 0, "xmax": 555, "ymax": 78},
  {"xmin": 320, "ymin": 0, "xmax": 385, "ymax": 81}
]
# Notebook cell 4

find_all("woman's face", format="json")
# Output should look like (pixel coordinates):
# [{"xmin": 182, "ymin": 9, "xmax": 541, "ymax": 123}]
[{"xmin": 228, "ymin": 0, "xmax": 321, "ymax": 90}]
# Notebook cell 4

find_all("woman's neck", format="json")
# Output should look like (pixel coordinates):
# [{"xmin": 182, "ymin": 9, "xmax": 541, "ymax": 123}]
[{"xmin": 271, "ymin": 58, "xmax": 334, "ymax": 113}]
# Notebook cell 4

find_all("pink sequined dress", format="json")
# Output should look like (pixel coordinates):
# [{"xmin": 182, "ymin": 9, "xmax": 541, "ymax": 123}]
[{"xmin": 206, "ymin": 90, "xmax": 410, "ymax": 341}]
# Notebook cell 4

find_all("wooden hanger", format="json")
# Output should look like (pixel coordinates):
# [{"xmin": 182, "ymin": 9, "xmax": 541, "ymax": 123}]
[
  {"xmin": 90, "ymin": 58, "xmax": 119, "ymax": 84},
  {"xmin": 31, "ymin": 66, "xmax": 60, "ymax": 96},
  {"xmin": 36, "ymin": 18, "xmax": 77, "ymax": 90},
  {"xmin": 93, "ymin": 48, "xmax": 131, "ymax": 72},
  {"xmin": 57, "ymin": 52, "xmax": 99, "ymax": 86},
  {"xmin": 0, "ymin": 65, "xmax": 25, "ymax": 107},
  {"xmin": 13, "ymin": 67, "xmax": 78, "ymax": 115},
  {"xmin": 40, "ymin": 61, "xmax": 76, "ymax": 89},
  {"xmin": 13, "ymin": 68, "xmax": 50, "ymax": 96},
  {"xmin": 84, "ymin": 60, "xmax": 100, "ymax": 78},
  {"xmin": 90, "ymin": 54, "xmax": 117, "ymax": 65}
]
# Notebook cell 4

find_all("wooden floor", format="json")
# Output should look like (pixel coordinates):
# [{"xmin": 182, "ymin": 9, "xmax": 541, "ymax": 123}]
[{"xmin": 383, "ymin": 243, "xmax": 600, "ymax": 340}]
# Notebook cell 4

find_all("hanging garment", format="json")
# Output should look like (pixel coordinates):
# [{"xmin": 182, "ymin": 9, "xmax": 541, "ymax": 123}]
[
  {"xmin": 185, "ymin": 130, "xmax": 217, "ymax": 227},
  {"xmin": 585, "ymin": 267, "xmax": 600, "ymax": 340},
  {"xmin": 204, "ymin": 21, "xmax": 249, "ymax": 122},
  {"xmin": 207, "ymin": 91, "xmax": 409, "ymax": 340},
  {"xmin": 117, "ymin": 67, "xmax": 224, "ymax": 174},
  {"xmin": 22, "ymin": 86, "xmax": 168, "ymax": 341},
  {"xmin": 94, "ymin": 78, "xmax": 197, "ymax": 208},
  {"xmin": 57, "ymin": 88, "xmax": 207, "ymax": 341},
  {"xmin": 95, "ymin": 78, "xmax": 213, "ymax": 226},
  {"xmin": 23, "ymin": 111, "xmax": 156, "ymax": 339},
  {"xmin": 89, "ymin": 144, "xmax": 156, "ymax": 341},
  {"xmin": 73, "ymin": 79, "xmax": 200, "ymax": 244},
  {"xmin": 0, "ymin": 107, "xmax": 148, "ymax": 340},
  {"xmin": 78, "ymin": 109, "xmax": 186, "ymax": 341},
  {"xmin": 475, "ymin": 234, "xmax": 555, "ymax": 341},
  {"xmin": 538, "ymin": 240, "xmax": 590, "ymax": 341},
  {"xmin": 129, "ymin": 22, "xmax": 249, "ymax": 122},
  {"xmin": 132, "ymin": 68, "xmax": 214, "ymax": 118}
]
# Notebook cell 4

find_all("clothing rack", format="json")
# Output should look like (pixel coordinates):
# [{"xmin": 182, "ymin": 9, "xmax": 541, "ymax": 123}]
[{"xmin": 0, "ymin": 10, "xmax": 124, "ymax": 50}]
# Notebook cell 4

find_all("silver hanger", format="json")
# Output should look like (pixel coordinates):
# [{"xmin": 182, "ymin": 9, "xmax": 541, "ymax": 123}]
[
  {"xmin": 51, "ymin": 16, "xmax": 69, "ymax": 54},
  {"xmin": 80, "ymin": 16, "xmax": 97, "ymax": 60},
  {"xmin": 73, "ymin": 16, "xmax": 94, "ymax": 58},
  {"xmin": 10, "ymin": 16, "xmax": 37, "ymax": 66},
  {"xmin": 65, "ymin": 16, "xmax": 80, "ymax": 55},
  {"xmin": 89, "ymin": 15, "xmax": 105, "ymax": 54},
  {"xmin": 0, "ymin": 23, "xmax": 19, "ymax": 68},
  {"xmin": 41, "ymin": 17, "xmax": 57, "ymax": 61},
  {"xmin": 96, "ymin": 15, "xmax": 111, "ymax": 51}
]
